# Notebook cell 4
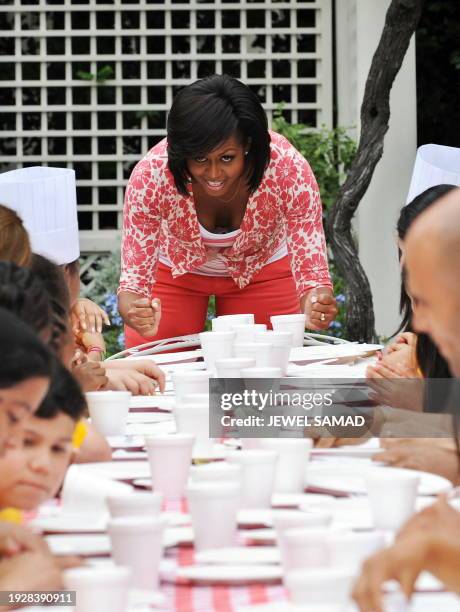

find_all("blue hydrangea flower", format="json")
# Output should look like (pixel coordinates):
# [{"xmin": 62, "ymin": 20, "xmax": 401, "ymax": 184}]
[
  {"xmin": 117, "ymin": 331, "xmax": 125, "ymax": 349},
  {"xmin": 336, "ymin": 294, "xmax": 346, "ymax": 304}
]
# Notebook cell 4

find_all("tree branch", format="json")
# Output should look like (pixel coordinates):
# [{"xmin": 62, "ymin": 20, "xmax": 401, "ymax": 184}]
[{"xmin": 327, "ymin": 0, "xmax": 425, "ymax": 342}]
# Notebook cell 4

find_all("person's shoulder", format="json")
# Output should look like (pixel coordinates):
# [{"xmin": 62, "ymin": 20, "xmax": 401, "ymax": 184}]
[
  {"xmin": 128, "ymin": 138, "xmax": 170, "ymax": 188},
  {"xmin": 268, "ymin": 130, "xmax": 308, "ymax": 166}
]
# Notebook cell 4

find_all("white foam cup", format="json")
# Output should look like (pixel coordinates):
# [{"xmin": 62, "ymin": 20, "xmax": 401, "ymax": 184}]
[
  {"xmin": 270, "ymin": 314, "xmax": 306, "ymax": 347},
  {"xmin": 145, "ymin": 433, "xmax": 194, "ymax": 499},
  {"xmin": 225, "ymin": 449, "xmax": 277, "ymax": 508},
  {"xmin": 187, "ymin": 481, "xmax": 240, "ymax": 551},
  {"xmin": 85, "ymin": 391, "xmax": 131, "ymax": 436},
  {"xmin": 328, "ymin": 531, "xmax": 385, "ymax": 568},
  {"xmin": 233, "ymin": 324, "xmax": 267, "ymax": 343},
  {"xmin": 189, "ymin": 462, "xmax": 242, "ymax": 483},
  {"xmin": 211, "ymin": 314, "xmax": 254, "ymax": 331},
  {"xmin": 365, "ymin": 471, "xmax": 420, "ymax": 531},
  {"xmin": 199, "ymin": 331, "xmax": 235, "ymax": 373},
  {"xmin": 106, "ymin": 491, "xmax": 163, "ymax": 519},
  {"xmin": 259, "ymin": 439, "xmax": 312, "ymax": 494},
  {"xmin": 171, "ymin": 370, "xmax": 212, "ymax": 403},
  {"xmin": 108, "ymin": 515, "xmax": 165, "ymax": 591},
  {"xmin": 63, "ymin": 565, "xmax": 131, "ymax": 612},
  {"xmin": 234, "ymin": 342, "xmax": 272, "ymax": 367},
  {"xmin": 285, "ymin": 567, "xmax": 355, "ymax": 606},
  {"xmin": 281, "ymin": 527, "xmax": 332, "ymax": 572},
  {"xmin": 255, "ymin": 330, "xmax": 293, "ymax": 375},
  {"xmin": 173, "ymin": 402, "xmax": 213, "ymax": 458},
  {"xmin": 215, "ymin": 357, "xmax": 256, "ymax": 378}
]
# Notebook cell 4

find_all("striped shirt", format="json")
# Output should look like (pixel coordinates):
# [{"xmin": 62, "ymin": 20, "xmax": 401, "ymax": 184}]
[{"xmin": 159, "ymin": 223, "xmax": 288, "ymax": 276}]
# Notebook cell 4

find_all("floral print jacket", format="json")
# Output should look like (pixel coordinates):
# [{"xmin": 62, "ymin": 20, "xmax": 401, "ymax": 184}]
[{"xmin": 119, "ymin": 131, "xmax": 332, "ymax": 299}]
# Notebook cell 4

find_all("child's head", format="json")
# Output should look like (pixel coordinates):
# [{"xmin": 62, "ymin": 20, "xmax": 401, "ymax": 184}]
[
  {"xmin": 0, "ymin": 360, "xmax": 86, "ymax": 511},
  {"xmin": 0, "ymin": 308, "xmax": 53, "ymax": 453},
  {"xmin": 0, "ymin": 204, "xmax": 32, "ymax": 267}
]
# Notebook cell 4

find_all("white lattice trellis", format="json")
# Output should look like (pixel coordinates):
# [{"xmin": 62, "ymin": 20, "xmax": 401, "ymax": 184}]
[{"xmin": 0, "ymin": 0, "xmax": 333, "ymax": 252}]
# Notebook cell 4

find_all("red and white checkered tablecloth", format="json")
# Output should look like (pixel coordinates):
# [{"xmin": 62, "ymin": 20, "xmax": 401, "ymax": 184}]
[{"xmin": 160, "ymin": 498, "xmax": 288, "ymax": 612}]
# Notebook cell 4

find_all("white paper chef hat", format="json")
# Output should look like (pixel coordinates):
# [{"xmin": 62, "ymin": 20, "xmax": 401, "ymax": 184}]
[
  {"xmin": 406, "ymin": 144, "xmax": 460, "ymax": 203},
  {"xmin": 0, "ymin": 166, "xmax": 80, "ymax": 265}
]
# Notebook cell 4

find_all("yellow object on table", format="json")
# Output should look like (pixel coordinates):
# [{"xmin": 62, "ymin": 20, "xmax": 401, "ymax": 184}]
[{"xmin": 72, "ymin": 420, "xmax": 89, "ymax": 450}]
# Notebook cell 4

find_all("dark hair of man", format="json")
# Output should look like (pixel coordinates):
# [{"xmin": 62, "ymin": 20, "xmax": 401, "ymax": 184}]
[
  {"xmin": 0, "ymin": 261, "xmax": 52, "ymax": 338},
  {"xmin": 36, "ymin": 358, "xmax": 85, "ymax": 422},
  {"xmin": 0, "ymin": 307, "xmax": 53, "ymax": 389},
  {"xmin": 167, "ymin": 74, "xmax": 271, "ymax": 196},
  {"xmin": 30, "ymin": 254, "xmax": 71, "ymax": 354}
]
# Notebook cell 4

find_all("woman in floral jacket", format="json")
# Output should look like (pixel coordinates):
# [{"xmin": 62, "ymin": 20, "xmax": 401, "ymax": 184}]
[{"xmin": 118, "ymin": 75, "xmax": 337, "ymax": 347}]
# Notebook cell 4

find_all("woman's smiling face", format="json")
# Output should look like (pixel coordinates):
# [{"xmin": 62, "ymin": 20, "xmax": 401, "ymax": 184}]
[{"xmin": 186, "ymin": 134, "xmax": 247, "ymax": 199}]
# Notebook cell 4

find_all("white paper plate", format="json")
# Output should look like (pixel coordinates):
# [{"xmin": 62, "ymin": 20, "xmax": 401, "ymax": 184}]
[
  {"xmin": 46, "ymin": 534, "xmax": 111, "ymax": 556},
  {"xmin": 77, "ymin": 461, "xmax": 151, "ymax": 481},
  {"xmin": 172, "ymin": 564, "xmax": 282, "ymax": 585},
  {"xmin": 414, "ymin": 572, "xmax": 445, "ymax": 593},
  {"xmin": 196, "ymin": 547, "xmax": 280, "ymax": 566},
  {"xmin": 132, "ymin": 478, "xmax": 152, "ymax": 489},
  {"xmin": 306, "ymin": 463, "xmax": 452, "ymax": 497},
  {"xmin": 129, "ymin": 350, "xmax": 203, "ymax": 366}
]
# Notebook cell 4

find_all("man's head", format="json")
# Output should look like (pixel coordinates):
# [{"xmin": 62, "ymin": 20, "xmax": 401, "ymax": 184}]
[{"xmin": 405, "ymin": 188, "xmax": 460, "ymax": 375}]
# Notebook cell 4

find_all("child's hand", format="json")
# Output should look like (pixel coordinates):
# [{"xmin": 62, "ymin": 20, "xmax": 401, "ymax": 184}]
[{"xmin": 72, "ymin": 298, "xmax": 110, "ymax": 334}]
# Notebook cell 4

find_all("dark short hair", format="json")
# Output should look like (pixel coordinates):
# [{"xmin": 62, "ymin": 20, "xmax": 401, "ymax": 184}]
[
  {"xmin": 0, "ymin": 261, "xmax": 52, "ymax": 337},
  {"xmin": 36, "ymin": 358, "xmax": 86, "ymax": 422},
  {"xmin": 0, "ymin": 307, "xmax": 54, "ymax": 389},
  {"xmin": 167, "ymin": 75, "xmax": 271, "ymax": 196},
  {"xmin": 397, "ymin": 184, "xmax": 457, "ymax": 241}
]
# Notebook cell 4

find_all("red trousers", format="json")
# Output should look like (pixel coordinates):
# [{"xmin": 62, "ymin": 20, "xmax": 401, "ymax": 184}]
[{"xmin": 124, "ymin": 256, "xmax": 301, "ymax": 348}]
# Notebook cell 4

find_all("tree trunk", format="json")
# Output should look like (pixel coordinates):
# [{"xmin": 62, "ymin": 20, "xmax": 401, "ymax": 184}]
[{"xmin": 327, "ymin": 0, "xmax": 425, "ymax": 342}]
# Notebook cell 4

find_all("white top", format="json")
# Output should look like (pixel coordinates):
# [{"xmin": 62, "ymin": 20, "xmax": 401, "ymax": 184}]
[{"xmin": 159, "ymin": 223, "xmax": 288, "ymax": 276}]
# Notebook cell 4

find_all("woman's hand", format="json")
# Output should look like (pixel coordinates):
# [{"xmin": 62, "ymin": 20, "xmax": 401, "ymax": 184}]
[
  {"xmin": 302, "ymin": 288, "xmax": 337, "ymax": 331},
  {"xmin": 119, "ymin": 292, "xmax": 161, "ymax": 338},
  {"xmin": 72, "ymin": 298, "xmax": 110, "ymax": 334}
]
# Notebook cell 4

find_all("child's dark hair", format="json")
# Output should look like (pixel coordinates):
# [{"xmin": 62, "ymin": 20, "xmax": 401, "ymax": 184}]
[
  {"xmin": 0, "ymin": 261, "xmax": 52, "ymax": 339},
  {"xmin": 0, "ymin": 307, "xmax": 54, "ymax": 388},
  {"xmin": 36, "ymin": 358, "xmax": 86, "ymax": 422}
]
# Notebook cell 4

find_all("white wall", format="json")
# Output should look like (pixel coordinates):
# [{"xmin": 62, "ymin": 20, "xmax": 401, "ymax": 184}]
[{"xmin": 336, "ymin": 0, "xmax": 418, "ymax": 340}]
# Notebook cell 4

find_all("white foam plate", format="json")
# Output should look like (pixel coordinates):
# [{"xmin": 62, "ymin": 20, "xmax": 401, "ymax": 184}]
[
  {"xmin": 196, "ymin": 547, "xmax": 280, "ymax": 566},
  {"xmin": 306, "ymin": 463, "xmax": 452, "ymax": 497},
  {"xmin": 311, "ymin": 446, "xmax": 380, "ymax": 459},
  {"xmin": 46, "ymin": 534, "xmax": 111, "ymax": 556},
  {"xmin": 164, "ymin": 526, "xmax": 194, "ymax": 547},
  {"xmin": 107, "ymin": 435, "xmax": 145, "ymax": 450},
  {"xmin": 126, "ymin": 420, "xmax": 176, "ymax": 436},
  {"xmin": 126, "ymin": 412, "xmax": 174, "ymax": 424},
  {"xmin": 112, "ymin": 450, "xmax": 147, "ymax": 460},
  {"xmin": 241, "ymin": 529, "xmax": 276, "ymax": 545},
  {"xmin": 130, "ymin": 395, "xmax": 175, "ymax": 411},
  {"xmin": 272, "ymin": 492, "xmax": 336, "ymax": 508},
  {"xmin": 31, "ymin": 513, "xmax": 107, "ymax": 534},
  {"xmin": 172, "ymin": 564, "xmax": 282, "ymax": 585},
  {"xmin": 76, "ymin": 461, "xmax": 151, "ymax": 481},
  {"xmin": 238, "ymin": 509, "xmax": 273, "ymax": 527}
]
